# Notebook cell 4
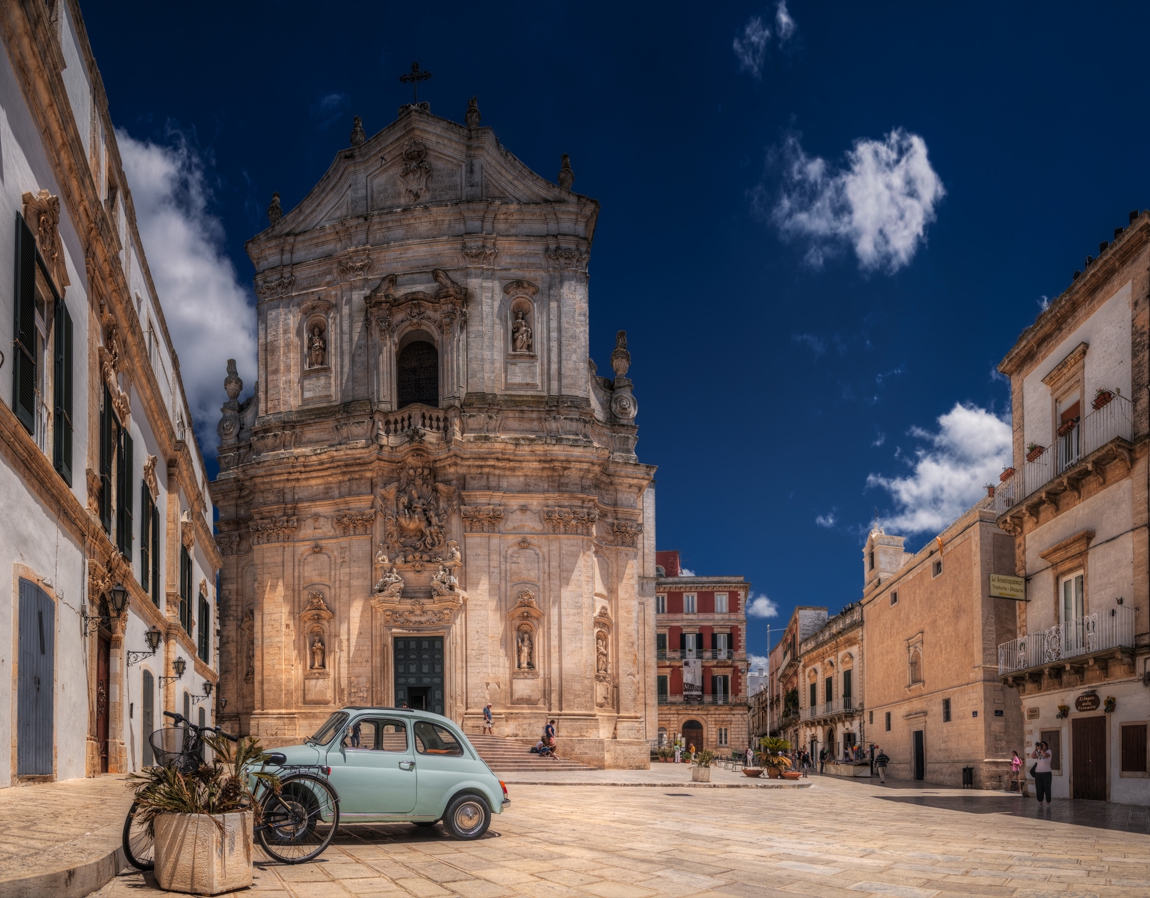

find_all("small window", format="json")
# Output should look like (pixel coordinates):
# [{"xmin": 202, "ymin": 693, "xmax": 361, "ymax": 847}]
[
  {"xmin": 908, "ymin": 646, "xmax": 923, "ymax": 685},
  {"xmin": 656, "ymin": 633, "xmax": 667, "ymax": 654},
  {"xmin": 1121, "ymin": 724, "xmax": 1148, "ymax": 775},
  {"xmin": 869, "ymin": 551, "xmax": 874, "ymax": 571},
  {"xmin": 942, "ymin": 698, "xmax": 951, "ymax": 722},
  {"xmin": 885, "ymin": 711, "xmax": 891, "ymax": 731},
  {"xmin": 932, "ymin": 560, "xmax": 942, "ymax": 577},
  {"xmin": 414, "ymin": 721, "xmax": 464, "ymax": 756},
  {"xmin": 655, "ymin": 594, "xmax": 666, "ymax": 614},
  {"xmin": 684, "ymin": 593, "xmax": 697, "ymax": 614},
  {"xmin": 718, "ymin": 727, "xmax": 729, "ymax": 748},
  {"xmin": 890, "ymin": 591, "xmax": 898, "ymax": 606},
  {"xmin": 869, "ymin": 711, "xmax": 873, "ymax": 725},
  {"xmin": 657, "ymin": 676, "xmax": 668, "ymax": 700},
  {"xmin": 714, "ymin": 592, "xmax": 728, "ymax": 613}
]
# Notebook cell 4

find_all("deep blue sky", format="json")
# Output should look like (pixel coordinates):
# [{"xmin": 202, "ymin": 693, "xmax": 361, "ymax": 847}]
[{"xmin": 82, "ymin": 1, "xmax": 1150, "ymax": 665}]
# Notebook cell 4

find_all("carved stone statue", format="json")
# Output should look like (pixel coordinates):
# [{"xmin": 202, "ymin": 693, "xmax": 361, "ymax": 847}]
[
  {"xmin": 310, "ymin": 635, "xmax": 326, "ymax": 670},
  {"xmin": 245, "ymin": 640, "xmax": 255, "ymax": 679},
  {"xmin": 517, "ymin": 628, "xmax": 534, "ymax": 669},
  {"xmin": 350, "ymin": 115, "xmax": 366, "ymax": 147},
  {"xmin": 558, "ymin": 154, "xmax": 575, "ymax": 190},
  {"xmin": 307, "ymin": 325, "xmax": 327, "ymax": 368},
  {"xmin": 431, "ymin": 564, "xmax": 459, "ymax": 595},
  {"xmin": 374, "ymin": 565, "xmax": 404, "ymax": 597},
  {"xmin": 465, "ymin": 96, "xmax": 481, "ymax": 129},
  {"xmin": 268, "ymin": 192, "xmax": 283, "ymax": 225},
  {"xmin": 511, "ymin": 309, "xmax": 532, "ymax": 353},
  {"xmin": 596, "ymin": 631, "xmax": 609, "ymax": 674},
  {"xmin": 445, "ymin": 540, "xmax": 462, "ymax": 564}
]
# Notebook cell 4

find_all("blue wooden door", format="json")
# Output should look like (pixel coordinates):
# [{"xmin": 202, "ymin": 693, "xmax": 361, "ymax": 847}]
[{"xmin": 17, "ymin": 579, "xmax": 54, "ymax": 776}]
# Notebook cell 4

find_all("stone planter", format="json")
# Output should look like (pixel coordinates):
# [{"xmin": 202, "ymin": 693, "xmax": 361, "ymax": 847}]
[
  {"xmin": 154, "ymin": 811, "xmax": 253, "ymax": 896},
  {"xmin": 691, "ymin": 766, "xmax": 711, "ymax": 783},
  {"xmin": 742, "ymin": 767, "xmax": 764, "ymax": 778},
  {"xmin": 781, "ymin": 770, "xmax": 802, "ymax": 780}
]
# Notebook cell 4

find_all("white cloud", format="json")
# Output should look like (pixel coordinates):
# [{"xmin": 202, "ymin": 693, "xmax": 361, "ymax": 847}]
[
  {"xmin": 872, "ymin": 431, "xmax": 887, "ymax": 448},
  {"xmin": 815, "ymin": 512, "xmax": 836, "ymax": 528},
  {"xmin": 680, "ymin": 567, "xmax": 696, "ymax": 577},
  {"xmin": 769, "ymin": 129, "xmax": 945, "ymax": 273},
  {"xmin": 118, "ymin": 128, "xmax": 257, "ymax": 451},
  {"xmin": 1037, "ymin": 294, "xmax": 1050, "ymax": 311},
  {"xmin": 775, "ymin": 1, "xmax": 796, "ymax": 41},
  {"xmin": 867, "ymin": 403, "xmax": 1011, "ymax": 535},
  {"xmin": 791, "ymin": 332, "xmax": 826, "ymax": 359},
  {"xmin": 733, "ymin": 16, "xmax": 771, "ymax": 78},
  {"xmin": 733, "ymin": 3, "xmax": 797, "ymax": 79},
  {"xmin": 747, "ymin": 592, "xmax": 779, "ymax": 618}
]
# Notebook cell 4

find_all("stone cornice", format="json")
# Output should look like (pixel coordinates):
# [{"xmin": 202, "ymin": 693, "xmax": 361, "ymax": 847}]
[{"xmin": 1038, "ymin": 529, "xmax": 1095, "ymax": 566}]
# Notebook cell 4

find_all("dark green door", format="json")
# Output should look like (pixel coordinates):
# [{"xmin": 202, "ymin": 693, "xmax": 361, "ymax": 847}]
[{"xmin": 393, "ymin": 637, "xmax": 444, "ymax": 714}]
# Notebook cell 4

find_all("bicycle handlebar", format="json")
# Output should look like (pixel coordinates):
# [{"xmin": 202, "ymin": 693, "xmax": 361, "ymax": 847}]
[{"xmin": 162, "ymin": 710, "xmax": 238, "ymax": 741}]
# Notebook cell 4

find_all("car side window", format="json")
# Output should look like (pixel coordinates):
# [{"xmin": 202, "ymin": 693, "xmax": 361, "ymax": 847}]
[
  {"xmin": 344, "ymin": 718, "xmax": 408, "ymax": 751},
  {"xmin": 413, "ymin": 721, "xmax": 464, "ymax": 756}
]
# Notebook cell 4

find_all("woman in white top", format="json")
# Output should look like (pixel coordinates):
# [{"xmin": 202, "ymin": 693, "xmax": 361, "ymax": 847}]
[{"xmin": 1031, "ymin": 742, "xmax": 1053, "ymax": 805}]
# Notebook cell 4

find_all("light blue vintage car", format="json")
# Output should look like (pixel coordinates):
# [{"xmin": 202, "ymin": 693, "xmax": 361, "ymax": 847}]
[{"xmin": 270, "ymin": 707, "xmax": 509, "ymax": 839}]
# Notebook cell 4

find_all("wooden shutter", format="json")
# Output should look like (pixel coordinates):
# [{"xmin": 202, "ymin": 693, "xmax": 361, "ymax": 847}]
[
  {"xmin": 198, "ymin": 597, "xmax": 210, "ymax": 661},
  {"xmin": 118, "ymin": 430, "xmax": 133, "ymax": 558},
  {"xmin": 52, "ymin": 299, "xmax": 73, "ymax": 484},
  {"xmin": 1121, "ymin": 724, "xmax": 1148, "ymax": 774},
  {"xmin": 140, "ymin": 487, "xmax": 151, "ymax": 594},
  {"xmin": 151, "ymin": 502, "xmax": 160, "ymax": 605},
  {"xmin": 679, "ymin": 632, "xmax": 686, "ymax": 651},
  {"xmin": 710, "ymin": 632, "xmax": 717, "ymax": 652},
  {"xmin": 12, "ymin": 215, "xmax": 38, "ymax": 434},
  {"xmin": 99, "ymin": 385, "xmax": 113, "ymax": 532}
]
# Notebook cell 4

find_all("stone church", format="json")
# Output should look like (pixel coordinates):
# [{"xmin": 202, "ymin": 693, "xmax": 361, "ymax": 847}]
[{"xmin": 214, "ymin": 98, "xmax": 657, "ymax": 767}]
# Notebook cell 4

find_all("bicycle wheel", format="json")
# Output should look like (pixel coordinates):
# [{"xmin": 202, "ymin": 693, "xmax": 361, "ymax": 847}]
[
  {"xmin": 122, "ymin": 801, "xmax": 154, "ymax": 871},
  {"xmin": 257, "ymin": 774, "xmax": 340, "ymax": 864}
]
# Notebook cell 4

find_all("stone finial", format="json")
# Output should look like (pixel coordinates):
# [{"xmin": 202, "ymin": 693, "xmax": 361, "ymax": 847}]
[
  {"xmin": 224, "ymin": 359, "xmax": 243, "ymax": 401},
  {"xmin": 558, "ymin": 154, "xmax": 575, "ymax": 190},
  {"xmin": 611, "ymin": 331, "xmax": 630, "ymax": 379},
  {"xmin": 350, "ymin": 116, "xmax": 366, "ymax": 147},
  {"xmin": 465, "ymin": 96, "xmax": 481, "ymax": 129},
  {"xmin": 267, "ymin": 192, "xmax": 283, "ymax": 225}
]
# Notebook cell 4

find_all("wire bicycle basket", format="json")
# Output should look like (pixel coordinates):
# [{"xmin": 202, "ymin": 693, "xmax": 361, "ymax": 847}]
[{"xmin": 148, "ymin": 726, "xmax": 203, "ymax": 773}]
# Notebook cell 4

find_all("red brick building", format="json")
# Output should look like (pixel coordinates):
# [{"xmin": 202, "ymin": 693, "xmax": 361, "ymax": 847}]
[{"xmin": 654, "ymin": 551, "xmax": 750, "ymax": 754}]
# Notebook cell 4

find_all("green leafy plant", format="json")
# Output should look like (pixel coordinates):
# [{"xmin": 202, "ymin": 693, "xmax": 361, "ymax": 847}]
[
  {"xmin": 1055, "ymin": 703, "xmax": 1070, "ymax": 719},
  {"xmin": 127, "ymin": 734, "xmax": 279, "ymax": 833},
  {"xmin": 1104, "ymin": 695, "xmax": 1116, "ymax": 713},
  {"xmin": 693, "ymin": 749, "xmax": 715, "ymax": 768}
]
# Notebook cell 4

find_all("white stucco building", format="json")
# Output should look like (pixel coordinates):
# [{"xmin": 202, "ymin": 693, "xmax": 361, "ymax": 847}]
[{"xmin": 0, "ymin": 0, "xmax": 219, "ymax": 786}]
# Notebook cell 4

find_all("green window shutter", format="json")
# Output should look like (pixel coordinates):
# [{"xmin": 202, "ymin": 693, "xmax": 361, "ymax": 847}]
[
  {"xmin": 198, "ymin": 597, "xmax": 210, "ymax": 661},
  {"xmin": 52, "ymin": 299, "xmax": 73, "ymax": 485},
  {"xmin": 121, "ymin": 432, "xmax": 133, "ymax": 559},
  {"xmin": 140, "ymin": 486, "xmax": 151, "ymax": 593},
  {"xmin": 99, "ymin": 385, "xmax": 113, "ymax": 532},
  {"xmin": 151, "ymin": 503, "xmax": 160, "ymax": 605},
  {"xmin": 12, "ymin": 215, "xmax": 37, "ymax": 434}
]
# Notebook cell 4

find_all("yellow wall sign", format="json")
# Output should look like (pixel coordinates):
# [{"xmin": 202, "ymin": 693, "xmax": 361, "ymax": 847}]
[{"xmin": 990, "ymin": 574, "xmax": 1026, "ymax": 600}]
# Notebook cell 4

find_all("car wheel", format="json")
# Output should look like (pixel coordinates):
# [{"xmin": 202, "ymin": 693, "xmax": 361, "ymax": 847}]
[{"xmin": 443, "ymin": 794, "xmax": 490, "ymax": 840}]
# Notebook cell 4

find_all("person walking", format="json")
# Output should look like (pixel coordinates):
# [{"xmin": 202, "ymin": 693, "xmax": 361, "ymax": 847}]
[
  {"xmin": 746, "ymin": 742, "xmax": 756, "ymax": 767},
  {"xmin": 819, "ymin": 747, "xmax": 827, "ymax": 774},
  {"xmin": 1009, "ymin": 750, "xmax": 1027, "ymax": 795},
  {"xmin": 1031, "ymin": 741, "xmax": 1053, "ymax": 807},
  {"xmin": 874, "ymin": 747, "xmax": 890, "ymax": 784},
  {"xmin": 482, "ymin": 703, "xmax": 494, "ymax": 736}
]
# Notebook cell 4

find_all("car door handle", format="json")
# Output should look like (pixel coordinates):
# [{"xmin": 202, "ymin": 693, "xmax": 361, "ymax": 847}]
[{"xmin": 399, "ymin": 760, "xmax": 416, "ymax": 771}]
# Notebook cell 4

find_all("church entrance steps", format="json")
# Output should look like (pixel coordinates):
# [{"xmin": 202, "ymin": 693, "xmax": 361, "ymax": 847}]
[{"xmin": 467, "ymin": 734, "xmax": 596, "ymax": 772}]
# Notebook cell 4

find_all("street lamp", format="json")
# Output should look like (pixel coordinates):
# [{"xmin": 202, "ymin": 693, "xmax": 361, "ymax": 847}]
[
  {"xmin": 159, "ymin": 656, "xmax": 186, "ymax": 687},
  {"xmin": 191, "ymin": 680, "xmax": 213, "ymax": 705},
  {"xmin": 126, "ymin": 627, "xmax": 163, "ymax": 667},
  {"xmin": 82, "ymin": 583, "xmax": 129, "ymax": 632}
]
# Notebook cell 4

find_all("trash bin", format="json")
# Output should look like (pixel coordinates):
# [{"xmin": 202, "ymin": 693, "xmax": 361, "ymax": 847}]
[{"xmin": 962, "ymin": 766, "xmax": 974, "ymax": 788}]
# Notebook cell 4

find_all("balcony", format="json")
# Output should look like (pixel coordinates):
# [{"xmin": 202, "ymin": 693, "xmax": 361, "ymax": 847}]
[
  {"xmin": 997, "ymin": 606, "xmax": 1135, "ymax": 677},
  {"xmin": 799, "ymin": 697, "xmax": 859, "ymax": 721},
  {"xmin": 995, "ymin": 395, "xmax": 1132, "ymax": 517},
  {"xmin": 656, "ymin": 650, "xmax": 745, "ymax": 662},
  {"xmin": 657, "ymin": 693, "xmax": 744, "ymax": 706}
]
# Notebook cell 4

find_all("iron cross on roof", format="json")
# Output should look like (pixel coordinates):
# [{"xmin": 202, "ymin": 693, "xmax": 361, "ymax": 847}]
[{"xmin": 400, "ymin": 62, "xmax": 432, "ymax": 104}]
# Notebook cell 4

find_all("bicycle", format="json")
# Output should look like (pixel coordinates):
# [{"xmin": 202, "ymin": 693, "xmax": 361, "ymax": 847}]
[{"xmin": 122, "ymin": 711, "xmax": 341, "ymax": 869}]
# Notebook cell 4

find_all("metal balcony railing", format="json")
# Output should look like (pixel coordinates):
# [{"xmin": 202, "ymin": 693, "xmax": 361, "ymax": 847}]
[
  {"xmin": 656, "ymin": 650, "xmax": 744, "ymax": 662},
  {"xmin": 799, "ymin": 697, "xmax": 857, "ymax": 720},
  {"xmin": 997, "ymin": 606, "xmax": 1135, "ymax": 675},
  {"xmin": 995, "ymin": 395, "xmax": 1132, "ymax": 515},
  {"xmin": 657, "ymin": 693, "xmax": 742, "ymax": 705}
]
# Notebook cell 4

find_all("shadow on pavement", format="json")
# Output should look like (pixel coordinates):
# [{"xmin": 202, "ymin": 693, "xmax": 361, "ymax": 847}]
[{"xmin": 873, "ymin": 791, "xmax": 1150, "ymax": 834}]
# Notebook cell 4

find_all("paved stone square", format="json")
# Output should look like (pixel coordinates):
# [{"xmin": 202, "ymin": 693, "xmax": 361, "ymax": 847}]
[{"xmin": 92, "ymin": 776, "xmax": 1150, "ymax": 898}]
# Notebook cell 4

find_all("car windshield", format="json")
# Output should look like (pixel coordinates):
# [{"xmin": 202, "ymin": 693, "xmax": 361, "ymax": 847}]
[{"xmin": 307, "ymin": 711, "xmax": 350, "ymax": 746}]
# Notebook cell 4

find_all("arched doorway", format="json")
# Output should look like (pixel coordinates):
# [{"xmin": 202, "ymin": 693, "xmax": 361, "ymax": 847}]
[
  {"xmin": 682, "ymin": 719, "xmax": 704, "ymax": 751},
  {"xmin": 396, "ymin": 339, "xmax": 439, "ymax": 408},
  {"xmin": 826, "ymin": 726, "xmax": 836, "ymax": 759}
]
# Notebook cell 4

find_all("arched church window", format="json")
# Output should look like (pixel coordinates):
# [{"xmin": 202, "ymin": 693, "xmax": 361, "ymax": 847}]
[{"xmin": 396, "ymin": 340, "xmax": 439, "ymax": 408}]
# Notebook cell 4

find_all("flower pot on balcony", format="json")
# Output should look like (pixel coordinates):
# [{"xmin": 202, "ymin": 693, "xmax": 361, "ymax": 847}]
[
  {"xmin": 999, "ymin": 467, "xmax": 1015, "ymax": 483},
  {"xmin": 1026, "ymin": 445, "xmax": 1045, "ymax": 462},
  {"xmin": 1057, "ymin": 419, "xmax": 1078, "ymax": 437},
  {"xmin": 1092, "ymin": 390, "xmax": 1115, "ymax": 410}
]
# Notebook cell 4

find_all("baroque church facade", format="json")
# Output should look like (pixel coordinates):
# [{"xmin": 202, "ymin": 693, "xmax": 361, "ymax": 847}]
[{"xmin": 214, "ymin": 100, "xmax": 657, "ymax": 767}]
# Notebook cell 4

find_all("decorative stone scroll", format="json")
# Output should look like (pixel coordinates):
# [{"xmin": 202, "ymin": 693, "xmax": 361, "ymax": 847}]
[
  {"xmin": 249, "ymin": 515, "xmax": 299, "ymax": 545},
  {"xmin": 180, "ymin": 510, "xmax": 196, "ymax": 549},
  {"xmin": 399, "ymin": 139, "xmax": 432, "ymax": 202},
  {"xmin": 334, "ymin": 511, "xmax": 375, "ymax": 535},
  {"xmin": 613, "ymin": 521, "xmax": 643, "ymax": 548},
  {"xmin": 366, "ymin": 269, "xmax": 469, "ymax": 337},
  {"xmin": 143, "ymin": 455, "xmax": 159, "ymax": 500},
  {"xmin": 338, "ymin": 254, "xmax": 372, "ymax": 280},
  {"xmin": 545, "ymin": 245, "xmax": 589, "ymax": 269},
  {"xmin": 543, "ymin": 506, "xmax": 598, "ymax": 535},
  {"xmin": 461, "ymin": 240, "xmax": 498, "ymax": 265},
  {"xmin": 22, "ymin": 189, "xmax": 69, "ymax": 293},
  {"xmin": 379, "ymin": 601, "xmax": 455, "ymax": 627},
  {"xmin": 215, "ymin": 532, "xmax": 241, "ymax": 556},
  {"xmin": 255, "ymin": 273, "xmax": 295, "ymax": 299},
  {"xmin": 462, "ymin": 506, "xmax": 504, "ymax": 533},
  {"xmin": 375, "ymin": 460, "xmax": 459, "ymax": 563}
]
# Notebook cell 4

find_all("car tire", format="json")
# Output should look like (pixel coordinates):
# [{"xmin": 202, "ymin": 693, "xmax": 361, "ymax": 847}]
[{"xmin": 443, "ymin": 794, "xmax": 490, "ymax": 840}]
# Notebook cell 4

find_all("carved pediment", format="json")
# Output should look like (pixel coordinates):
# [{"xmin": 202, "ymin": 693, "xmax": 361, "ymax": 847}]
[
  {"xmin": 23, "ymin": 189, "xmax": 69, "ymax": 293},
  {"xmin": 301, "ymin": 590, "xmax": 334, "ymax": 623},
  {"xmin": 509, "ymin": 588, "xmax": 543, "ymax": 623}
]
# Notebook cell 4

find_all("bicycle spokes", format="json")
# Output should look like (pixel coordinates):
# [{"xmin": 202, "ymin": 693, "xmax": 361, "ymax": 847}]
[{"xmin": 257, "ymin": 777, "xmax": 339, "ymax": 864}]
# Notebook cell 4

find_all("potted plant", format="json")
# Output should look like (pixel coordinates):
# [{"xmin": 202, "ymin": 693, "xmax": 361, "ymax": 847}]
[
  {"xmin": 1000, "ymin": 466, "xmax": 1015, "ymax": 482},
  {"xmin": 1026, "ymin": 442, "xmax": 1045, "ymax": 462},
  {"xmin": 758, "ymin": 736, "xmax": 792, "ymax": 779},
  {"xmin": 128, "ymin": 734, "xmax": 277, "ymax": 895},
  {"xmin": 1104, "ymin": 696, "xmax": 1116, "ymax": 713},
  {"xmin": 657, "ymin": 746, "xmax": 673, "ymax": 762},
  {"xmin": 691, "ymin": 749, "xmax": 715, "ymax": 783},
  {"xmin": 1092, "ymin": 388, "xmax": 1118, "ymax": 410},
  {"xmin": 1057, "ymin": 419, "xmax": 1078, "ymax": 437},
  {"xmin": 1055, "ymin": 703, "xmax": 1070, "ymax": 719}
]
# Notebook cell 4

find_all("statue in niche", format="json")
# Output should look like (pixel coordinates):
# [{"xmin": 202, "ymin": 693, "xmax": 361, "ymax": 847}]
[
  {"xmin": 517, "ymin": 628, "xmax": 534, "ymax": 670},
  {"xmin": 596, "ymin": 631, "xmax": 609, "ymax": 675},
  {"xmin": 307, "ymin": 324, "xmax": 327, "ymax": 368},
  {"xmin": 245, "ymin": 640, "xmax": 255, "ymax": 679},
  {"xmin": 431, "ymin": 564, "xmax": 459, "ymax": 595},
  {"xmin": 310, "ymin": 634, "xmax": 326, "ymax": 670},
  {"xmin": 511, "ymin": 309, "xmax": 532, "ymax": 353}
]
